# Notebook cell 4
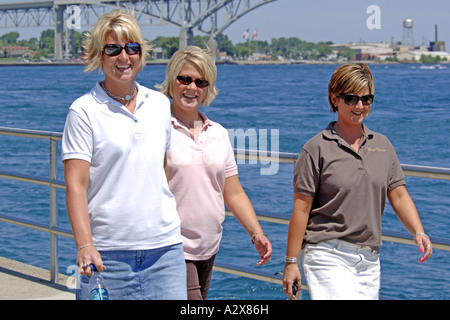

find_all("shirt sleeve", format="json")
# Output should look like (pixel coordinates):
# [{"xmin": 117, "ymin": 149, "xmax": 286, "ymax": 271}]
[
  {"xmin": 293, "ymin": 148, "xmax": 320, "ymax": 197},
  {"xmin": 61, "ymin": 108, "xmax": 93, "ymax": 163},
  {"xmin": 224, "ymin": 132, "xmax": 238, "ymax": 178},
  {"xmin": 387, "ymin": 144, "xmax": 406, "ymax": 190}
]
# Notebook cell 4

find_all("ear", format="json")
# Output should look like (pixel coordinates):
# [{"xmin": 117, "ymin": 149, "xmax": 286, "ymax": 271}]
[{"xmin": 330, "ymin": 93, "xmax": 339, "ymax": 106}]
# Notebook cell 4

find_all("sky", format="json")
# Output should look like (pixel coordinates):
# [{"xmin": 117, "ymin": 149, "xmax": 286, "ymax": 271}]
[{"xmin": 0, "ymin": 0, "xmax": 449, "ymax": 51}]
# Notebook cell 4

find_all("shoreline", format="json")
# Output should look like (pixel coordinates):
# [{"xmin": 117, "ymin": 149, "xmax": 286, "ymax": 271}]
[{"xmin": 0, "ymin": 59, "xmax": 446, "ymax": 67}]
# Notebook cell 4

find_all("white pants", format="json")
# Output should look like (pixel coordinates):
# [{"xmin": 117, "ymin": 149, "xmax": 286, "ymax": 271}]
[{"xmin": 302, "ymin": 239, "xmax": 380, "ymax": 300}]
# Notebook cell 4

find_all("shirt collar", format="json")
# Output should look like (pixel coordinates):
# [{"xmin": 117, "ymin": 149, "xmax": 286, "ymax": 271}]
[
  {"xmin": 323, "ymin": 121, "xmax": 374, "ymax": 141},
  {"xmin": 171, "ymin": 111, "xmax": 212, "ymax": 130}
]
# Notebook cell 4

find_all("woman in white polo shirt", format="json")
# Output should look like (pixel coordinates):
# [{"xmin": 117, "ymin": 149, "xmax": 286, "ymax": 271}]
[
  {"xmin": 282, "ymin": 63, "xmax": 433, "ymax": 300},
  {"xmin": 157, "ymin": 46, "xmax": 272, "ymax": 300},
  {"xmin": 62, "ymin": 10, "xmax": 186, "ymax": 300}
]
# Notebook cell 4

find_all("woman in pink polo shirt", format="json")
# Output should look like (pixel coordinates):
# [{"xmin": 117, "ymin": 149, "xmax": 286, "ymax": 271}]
[{"xmin": 157, "ymin": 46, "xmax": 272, "ymax": 300}]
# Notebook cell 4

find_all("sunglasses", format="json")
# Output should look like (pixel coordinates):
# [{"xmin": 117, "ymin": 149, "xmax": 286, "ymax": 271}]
[
  {"xmin": 177, "ymin": 75, "xmax": 210, "ymax": 88},
  {"xmin": 103, "ymin": 43, "xmax": 141, "ymax": 56},
  {"xmin": 339, "ymin": 93, "xmax": 374, "ymax": 106}
]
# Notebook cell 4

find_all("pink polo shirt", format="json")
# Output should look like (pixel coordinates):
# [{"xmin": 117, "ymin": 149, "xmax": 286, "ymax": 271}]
[{"xmin": 166, "ymin": 112, "xmax": 238, "ymax": 260}]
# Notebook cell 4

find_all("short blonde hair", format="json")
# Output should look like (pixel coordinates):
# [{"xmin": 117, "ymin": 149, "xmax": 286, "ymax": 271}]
[
  {"xmin": 156, "ymin": 46, "xmax": 218, "ymax": 106},
  {"xmin": 82, "ymin": 9, "xmax": 152, "ymax": 73},
  {"xmin": 328, "ymin": 63, "xmax": 375, "ymax": 113}
]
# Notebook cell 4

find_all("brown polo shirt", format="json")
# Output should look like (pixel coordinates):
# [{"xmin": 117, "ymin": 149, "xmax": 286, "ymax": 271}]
[{"xmin": 293, "ymin": 122, "xmax": 405, "ymax": 247}]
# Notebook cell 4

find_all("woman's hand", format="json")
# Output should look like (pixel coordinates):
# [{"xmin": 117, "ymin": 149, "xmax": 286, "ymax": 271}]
[
  {"xmin": 414, "ymin": 233, "xmax": 433, "ymax": 263},
  {"xmin": 252, "ymin": 233, "xmax": 272, "ymax": 266},
  {"xmin": 282, "ymin": 262, "xmax": 302, "ymax": 300},
  {"xmin": 77, "ymin": 245, "xmax": 106, "ymax": 275}
]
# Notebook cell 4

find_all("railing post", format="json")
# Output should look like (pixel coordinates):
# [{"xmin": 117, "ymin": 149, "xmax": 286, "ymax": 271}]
[{"xmin": 49, "ymin": 138, "xmax": 59, "ymax": 283}]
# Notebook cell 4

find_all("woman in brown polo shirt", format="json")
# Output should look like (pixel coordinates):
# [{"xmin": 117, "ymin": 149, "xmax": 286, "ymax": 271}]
[{"xmin": 282, "ymin": 63, "xmax": 433, "ymax": 300}]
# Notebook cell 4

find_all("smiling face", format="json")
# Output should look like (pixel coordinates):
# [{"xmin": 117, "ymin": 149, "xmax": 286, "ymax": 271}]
[
  {"xmin": 171, "ymin": 61, "xmax": 208, "ymax": 114},
  {"xmin": 332, "ymin": 87, "xmax": 371, "ymax": 128},
  {"xmin": 102, "ymin": 32, "xmax": 140, "ymax": 87}
]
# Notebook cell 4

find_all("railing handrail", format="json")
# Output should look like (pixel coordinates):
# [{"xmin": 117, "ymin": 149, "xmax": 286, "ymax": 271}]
[
  {"xmin": 2, "ymin": 127, "xmax": 450, "ymax": 179},
  {"xmin": 233, "ymin": 147, "xmax": 450, "ymax": 180},
  {"xmin": 1, "ymin": 126, "xmax": 450, "ymax": 299},
  {"xmin": 0, "ymin": 127, "xmax": 62, "ymax": 140}
]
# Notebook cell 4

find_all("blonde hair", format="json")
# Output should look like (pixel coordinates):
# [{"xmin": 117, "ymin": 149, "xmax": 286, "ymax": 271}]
[
  {"xmin": 81, "ymin": 9, "xmax": 152, "ymax": 73},
  {"xmin": 328, "ymin": 63, "xmax": 375, "ymax": 113},
  {"xmin": 156, "ymin": 46, "xmax": 218, "ymax": 106}
]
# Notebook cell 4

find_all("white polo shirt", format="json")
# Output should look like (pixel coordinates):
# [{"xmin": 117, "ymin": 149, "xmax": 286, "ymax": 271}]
[{"xmin": 62, "ymin": 82, "xmax": 181, "ymax": 251}]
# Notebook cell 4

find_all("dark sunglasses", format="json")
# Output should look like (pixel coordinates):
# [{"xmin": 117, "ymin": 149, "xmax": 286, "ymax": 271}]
[
  {"xmin": 103, "ymin": 43, "xmax": 141, "ymax": 56},
  {"xmin": 177, "ymin": 75, "xmax": 210, "ymax": 88},
  {"xmin": 339, "ymin": 93, "xmax": 374, "ymax": 106}
]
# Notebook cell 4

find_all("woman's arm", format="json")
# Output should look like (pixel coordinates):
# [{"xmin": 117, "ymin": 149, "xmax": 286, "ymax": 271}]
[
  {"xmin": 64, "ymin": 159, "xmax": 105, "ymax": 274},
  {"xmin": 388, "ymin": 185, "xmax": 432, "ymax": 263},
  {"xmin": 223, "ymin": 175, "xmax": 272, "ymax": 266},
  {"xmin": 282, "ymin": 192, "xmax": 313, "ymax": 299}
]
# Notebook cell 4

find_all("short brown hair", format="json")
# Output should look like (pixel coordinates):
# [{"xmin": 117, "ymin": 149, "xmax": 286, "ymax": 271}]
[{"xmin": 328, "ymin": 63, "xmax": 374, "ymax": 113}]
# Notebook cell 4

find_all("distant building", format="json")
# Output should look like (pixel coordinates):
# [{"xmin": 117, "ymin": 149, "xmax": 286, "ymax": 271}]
[
  {"xmin": 429, "ymin": 24, "xmax": 445, "ymax": 52},
  {"xmin": 328, "ymin": 22, "xmax": 449, "ymax": 63},
  {"xmin": 430, "ymin": 41, "xmax": 445, "ymax": 52},
  {"xmin": 352, "ymin": 45, "xmax": 394, "ymax": 61},
  {"xmin": 251, "ymin": 51, "xmax": 271, "ymax": 61},
  {"xmin": 331, "ymin": 43, "xmax": 394, "ymax": 61},
  {"xmin": 396, "ymin": 50, "xmax": 450, "ymax": 62},
  {"xmin": 1, "ymin": 46, "xmax": 36, "ymax": 59},
  {"xmin": 151, "ymin": 47, "xmax": 163, "ymax": 60}
]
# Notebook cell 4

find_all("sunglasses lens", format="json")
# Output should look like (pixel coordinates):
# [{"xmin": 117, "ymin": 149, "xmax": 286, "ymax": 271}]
[
  {"xmin": 177, "ymin": 76, "xmax": 209, "ymax": 88},
  {"xmin": 125, "ymin": 43, "xmax": 141, "ymax": 55},
  {"xmin": 361, "ymin": 94, "xmax": 374, "ymax": 105},
  {"xmin": 104, "ymin": 44, "xmax": 121, "ymax": 56},
  {"xmin": 177, "ymin": 76, "xmax": 192, "ymax": 85},
  {"xmin": 343, "ymin": 94, "xmax": 359, "ymax": 106},
  {"xmin": 340, "ymin": 94, "xmax": 374, "ymax": 106},
  {"xmin": 195, "ymin": 79, "xmax": 210, "ymax": 88},
  {"xmin": 104, "ymin": 43, "xmax": 140, "ymax": 56}
]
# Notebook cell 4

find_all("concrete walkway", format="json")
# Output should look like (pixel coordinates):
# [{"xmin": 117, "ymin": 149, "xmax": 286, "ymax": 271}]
[{"xmin": 0, "ymin": 257, "xmax": 75, "ymax": 300}]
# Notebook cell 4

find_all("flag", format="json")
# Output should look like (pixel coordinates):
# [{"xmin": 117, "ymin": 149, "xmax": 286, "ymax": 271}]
[
  {"xmin": 252, "ymin": 29, "xmax": 258, "ymax": 40},
  {"xmin": 243, "ymin": 29, "xmax": 249, "ymax": 40}
]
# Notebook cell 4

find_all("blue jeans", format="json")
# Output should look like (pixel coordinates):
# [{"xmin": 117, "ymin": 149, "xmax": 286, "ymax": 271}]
[{"xmin": 76, "ymin": 243, "xmax": 187, "ymax": 300}]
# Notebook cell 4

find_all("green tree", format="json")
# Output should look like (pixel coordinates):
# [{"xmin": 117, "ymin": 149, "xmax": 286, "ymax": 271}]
[
  {"xmin": 38, "ymin": 29, "xmax": 54, "ymax": 57},
  {"xmin": 193, "ymin": 35, "xmax": 210, "ymax": 48},
  {"xmin": 234, "ymin": 45, "xmax": 250, "ymax": 59},
  {"xmin": 337, "ymin": 47, "xmax": 356, "ymax": 60},
  {"xmin": 151, "ymin": 36, "xmax": 179, "ymax": 59},
  {"xmin": 216, "ymin": 33, "xmax": 236, "ymax": 57},
  {"xmin": 420, "ymin": 54, "xmax": 441, "ymax": 64},
  {"xmin": 1, "ymin": 31, "xmax": 19, "ymax": 44}
]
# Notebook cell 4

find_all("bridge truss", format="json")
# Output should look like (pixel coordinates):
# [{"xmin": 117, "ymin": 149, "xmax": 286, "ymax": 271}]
[{"xmin": 0, "ymin": 0, "xmax": 276, "ymax": 59}]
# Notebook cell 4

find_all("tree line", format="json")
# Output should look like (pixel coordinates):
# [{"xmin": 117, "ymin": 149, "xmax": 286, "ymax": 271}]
[{"xmin": 1, "ymin": 29, "xmax": 355, "ymax": 61}]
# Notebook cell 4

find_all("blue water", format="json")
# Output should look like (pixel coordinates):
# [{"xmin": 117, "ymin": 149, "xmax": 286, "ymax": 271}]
[{"xmin": 1, "ymin": 63, "xmax": 449, "ymax": 299}]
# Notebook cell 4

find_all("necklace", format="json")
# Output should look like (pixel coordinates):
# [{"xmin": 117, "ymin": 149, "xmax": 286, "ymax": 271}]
[{"xmin": 100, "ymin": 81, "xmax": 137, "ymax": 101}]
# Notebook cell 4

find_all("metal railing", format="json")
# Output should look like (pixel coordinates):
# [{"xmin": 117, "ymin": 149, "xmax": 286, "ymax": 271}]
[
  {"xmin": 0, "ymin": 127, "xmax": 69, "ymax": 284},
  {"xmin": 1, "ymin": 127, "xmax": 450, "ymax": 297}
]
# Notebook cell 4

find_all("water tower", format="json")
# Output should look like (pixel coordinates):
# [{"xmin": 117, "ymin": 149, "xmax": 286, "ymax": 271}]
[{"xmin": 402, "ymin": 18, "xmax": 415, "ymax": 48}]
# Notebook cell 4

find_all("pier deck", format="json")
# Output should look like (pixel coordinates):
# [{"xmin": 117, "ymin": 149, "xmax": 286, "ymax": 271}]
[{"xmin": 0, "ymin": 257, "xmax": 74, "ymax": 300}]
